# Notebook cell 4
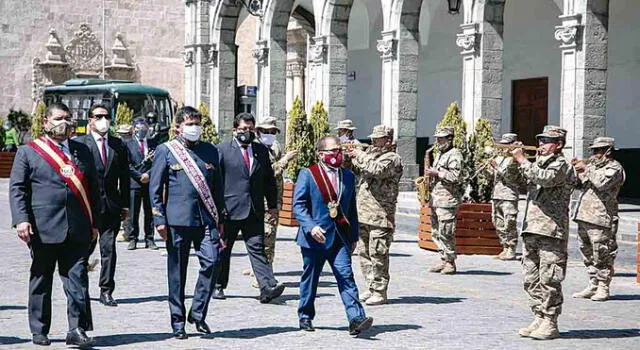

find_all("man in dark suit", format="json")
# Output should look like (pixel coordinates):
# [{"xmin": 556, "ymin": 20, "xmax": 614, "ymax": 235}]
[
  {"xmin": 293, "ymin": 135, "xmax": 373, "ymax": 335},
  {"xmin": 10, "ymin": 103, "xmax": 100, "ymax": 347},
  {"xmin": 149, "ymin": 106, "xmax": 226, "ymax": 339},
  {"xmin": 214, "ymin": 113, "xmax": 285, "ymax": 303},
  {"xmin": 79, "ymin": 104, "xmax": 130, "ymax": 307},
  {"xmin": 124, "ymin": 118, "xmax": 158, "ymax": 250}
]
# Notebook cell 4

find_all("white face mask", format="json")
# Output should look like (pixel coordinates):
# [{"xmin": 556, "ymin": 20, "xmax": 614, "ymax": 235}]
[
  {"xmin": 94, "ymin": 118, "xmax": 110, "ymax": 133},
  {"xmin": 260, "ymin": 134, "xmax": 276, "ymax": 146},
  {"xmin": 339, "ymin": 135, "xmax": 350, "ymax": 143},
  {"xmin": 47, "ymin": 119, "xmax": 73, "ymax": 138},
  {"xmin": 182, "ymin": 125, "xmax": 202, "ymax": 142}
]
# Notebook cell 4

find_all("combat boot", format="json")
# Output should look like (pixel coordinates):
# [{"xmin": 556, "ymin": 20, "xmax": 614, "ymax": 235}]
[
  {"xmin": 498, "ymin": 246, "xmax": 516, "ymax": 261},
  {"xmin": 365, "ymin": 292, "xmax": 387, "ymax": 306},
  {"xmin": 518, "ymin": 315, "xmax": 543, "ymax": 337},
  {"xmin": 529, "ymin": 316, "xmax": 560, "ymax": 340},
  {"xmin": 572, "ymin": 279, "xmax": 597, "ymax": 299},
  {"xmin": 440, "ymin": 261, "xmax": 456, "ymax": 275},
  {"xmin": 493, "ymin": 248, "xmax": 506, "ymax": 260},
  {"xmin": 359, "ymin": 290, "xmax": 373, "ymax": 302},
  {"xmin": 429, "ymin": 261, "xmax": 446, "ymax": 273},
  {"xmin": 590, "ymin": 281, "xmax": 610, "ymax": 301}
]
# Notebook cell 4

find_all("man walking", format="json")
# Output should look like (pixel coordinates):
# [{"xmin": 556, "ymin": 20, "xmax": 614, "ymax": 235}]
[
  {"xmin": 79, "ymin": 104, "xmax": 130, "ymax": 307},
  {"xmin": 512, "ymin": 125, "xmax": 573, "ymax": 340},
  {"xmin": 344, "ymin": 125, "xmax": 403, "ymax": 305},
  {"xmin": 572, "ymin": 137, "xmax": 625, "ymax": 301},
  {"xmin": 10, "ymin": 103, "xmax": 100, "ymax": 347},
  {"xmin": 149, "ymin": 106, "xmax": 225, "ymax": 339},
  {"xmin": 293, "ymin": 135, "xmax": 373, "ymax": 335}
]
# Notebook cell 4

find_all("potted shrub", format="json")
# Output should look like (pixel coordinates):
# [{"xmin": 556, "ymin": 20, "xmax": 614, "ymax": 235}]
[
  {"xmin": 0, "ymin": 108, "xmax": 35, "ymax": 178},
  {"xmin": 417, "ymin": 102, "xmax": 502, "ymax": 255}
]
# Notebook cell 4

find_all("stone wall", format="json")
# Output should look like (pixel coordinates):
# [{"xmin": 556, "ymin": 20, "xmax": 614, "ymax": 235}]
[
  {"xmin": 0, "ymin": 0, "xmax": 184, "ymax": 116},
  {"xmin": 235, "ymin": 12, "xmax": 257, "ymax": 87}
]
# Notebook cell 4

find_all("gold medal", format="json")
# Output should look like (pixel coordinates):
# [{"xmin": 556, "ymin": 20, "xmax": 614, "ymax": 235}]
[
  {"xmin": 328, "ymin": 202, "xmax": 338, "ymax": 219},
  {"xmin": 60, "ymin": 164, "xmax": 75, "ymax": 178}
]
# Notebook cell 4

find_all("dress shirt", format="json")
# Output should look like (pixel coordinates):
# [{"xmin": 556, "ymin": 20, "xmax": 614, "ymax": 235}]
[
  {"xmin": 235, "ymin": 139, "xmax": 254, "ymax": 171},
  {"xmin": 91, "ymin": 131, "xmax": 109, "ymax": 158}
]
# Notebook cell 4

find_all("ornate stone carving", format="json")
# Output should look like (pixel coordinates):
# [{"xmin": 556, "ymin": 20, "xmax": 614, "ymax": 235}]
[
  {"xmin": 105, "ymin": 33, "xmax": 137, "ymax": 80},
  {"xmin": 206, "ymin": 44, "xmax": 218, "ymax": 66},
  {"xmin": 44, "ymin": 29, "xmax": 67, "ymax": 64},
  {"xmin": 253, "ymin": 40, "xmax": 269, "ymax": 66},
  {"xmin": 456, "ymin": 32, "xmax": 478, "ymax": 53},
  {"xmin": 287, "ymin": 61, "xmax": 305, "ymax": 77},
  {"xmin": 183, "ymin": 50, "xmax": 194, "ymax": 66},
  {"xmin": 308, "ymin": 36, "xmax": 326, "ymax": 65},
  {"xmin": 64, "ymin": 24, "xmax": 103, "ymax": 77},
  {"xmin": 376, "ymin": 36, "xmax": 396, "ymax": 60},
  {"xmin": 554, "ymin": 25, "xmax": 580, "ymax": 47}
]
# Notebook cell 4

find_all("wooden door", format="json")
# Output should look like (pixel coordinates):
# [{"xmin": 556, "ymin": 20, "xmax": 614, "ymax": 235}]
[{"xmin": 512, "ymin": 78, "xmax": 548, "ymax": 146}]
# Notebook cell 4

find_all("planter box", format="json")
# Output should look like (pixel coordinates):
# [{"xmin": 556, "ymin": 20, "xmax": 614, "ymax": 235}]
[
  {"xmin": 0, "ymin": 152, "xmax": 16, "ymax": 178},
  {"xmin": 279, "ymin": 182, "xmax": 299, "ymax": 227},
  {"xmin": 418, "ymin": 203, "xmax": 502, "ymax": 255}
]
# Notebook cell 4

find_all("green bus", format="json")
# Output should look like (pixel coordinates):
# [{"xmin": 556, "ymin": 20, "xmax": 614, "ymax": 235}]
[{"xmin": 43, "ymin": 79, "xmax": 174, "ymax": 141}]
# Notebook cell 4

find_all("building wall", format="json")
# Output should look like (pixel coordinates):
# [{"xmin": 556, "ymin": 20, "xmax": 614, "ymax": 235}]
[
  {"xmin": 235, "ymin": 11, "xmax": 257, "ymax": 87},
  {"xmin": 0, "ymin": 0, "xmax": 185, "ymax": 116}
]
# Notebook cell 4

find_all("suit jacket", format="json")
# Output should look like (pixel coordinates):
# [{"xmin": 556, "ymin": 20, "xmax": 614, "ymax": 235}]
[
  {"xmin": 293, "ymin": 166, "xmax": 359, "ymax": 250},
  {"xmin": 149, "ymin": 139, "xmax": 225, "ymax": 228},
  {"xmin": 78, "ymin": 134, "xmax": 130, "ymax": 219},
  {"xmin": 9, "ymin": 140, "xmax": 101, "ymax": 244},
  {"xmin": 218, "ymin": 139, "xmax": 277, "ymax": 221},
  {"xmin": 124, "ymin": 137, "xmax": 158, "ymax": 189}
]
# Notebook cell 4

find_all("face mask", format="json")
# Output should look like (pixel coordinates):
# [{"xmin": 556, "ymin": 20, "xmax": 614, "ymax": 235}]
[
  {"xmin": 236, "ymin": 130, "xmax": 256, "ymax": 144},
  {"xmin": 322, "ymin": 150, "xmax": 343, "ymax": 168},
  {"xmin": 182, "ymin": 125, "xmax": 202, "ymax": 142},
  {"xmin": 339, "ymin": 135, "xmax": 350, "ymax": 143},
  {"xmin": 260, "ymin": 134, "xmax": 276, "ymax": 146},
  {"xmin": 94, "ymin": 118, "xmax": 110, "ymax": 133},
  {"xmin": 135, "ymin": 129, "xmax": 148, "ymax": 139},
  {"xmin": 46, "ymin": 119, "xmax": 72, "ymax": 139}
]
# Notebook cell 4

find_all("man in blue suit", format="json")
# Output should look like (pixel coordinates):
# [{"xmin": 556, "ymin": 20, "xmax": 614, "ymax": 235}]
[
  {"xmin": 149, "ymin": 106, "xmax": 225, "ymax": 339},
  {"xmin": 293, "ymin": 135, "xmax": 373, "ymax": 335}
]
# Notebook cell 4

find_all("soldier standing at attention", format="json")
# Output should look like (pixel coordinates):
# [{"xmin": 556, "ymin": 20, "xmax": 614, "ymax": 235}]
[
  {"xmin": 488, "ymin": 133, "xmax": 524, "ymax": 260},
  {"xmin": 511, "ymin": 125, "xmax": 573, "ymax": 340},
  {"xmin": 571, "ymin": 137, "xmax": 625, "ymax": 302},
  {"xmin": 425, "ymin": 126, "xmax": 463, "ymax": 275},
  {"xmin": 344, "ymin": 125, "xmax": 403, "ymax": 306}
]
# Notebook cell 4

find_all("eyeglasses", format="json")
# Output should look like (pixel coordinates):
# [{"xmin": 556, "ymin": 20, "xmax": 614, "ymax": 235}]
[
  {"xmin": 538, "ymin": 137, "xmax": 557, "ymax": 144},
  {"xmin": 321, "ymin": 148, "xmax": 341, "ymax": 152}
]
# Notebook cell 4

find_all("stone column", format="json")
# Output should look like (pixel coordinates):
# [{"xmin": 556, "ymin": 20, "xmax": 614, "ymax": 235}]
[
  {"xmin": 183, "ymin": 0, "xmax": 197, "ymax": 105},
  {"xmin": 306, "ymin": 35, "xmax": 327, "ymax": 114},
  {"xmin": 290, "ymin": 61, "xmax": 305, "ymax": 105},
  {"xmin": 286, "ymin": 68, "xmax": 294, "ymax": 112},
  {"xmin": 556, "ymin": 0, "xmax": 609, "ymax": 158}
]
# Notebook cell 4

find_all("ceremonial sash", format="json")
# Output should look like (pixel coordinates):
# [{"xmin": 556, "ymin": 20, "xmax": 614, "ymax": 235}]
[
  {"xmin": 308, "ymin": 164, "xmax": 352, "ymax": 243},
  {"xmin": 165, "ymin": 140, "xmax": 220, "ymax": 227},
  {"xmin": 28, "ymin": 137, "xmax": 93, "ymax": 226}
]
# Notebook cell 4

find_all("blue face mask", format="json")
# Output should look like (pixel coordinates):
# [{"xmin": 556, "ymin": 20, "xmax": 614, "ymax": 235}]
[{"xmin": 135, "ymin": 129, "xmax": 148, "ymax": 139}]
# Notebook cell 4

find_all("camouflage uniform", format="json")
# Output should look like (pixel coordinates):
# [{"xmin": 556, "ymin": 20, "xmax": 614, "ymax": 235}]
[
  {"xmin": 351, "ymin": 126, "xmax": 403, "ymax": 300},
  {"xmin": 573, "ymin": 137, "xmax": 625, "ymax": 300},
  {"xmin": 263, "ymin": 139, "xmax": 288, "ymax": 264},
  {"xmin": 429, "ymin": 128, "xmax": 464, "ymax": 264}
]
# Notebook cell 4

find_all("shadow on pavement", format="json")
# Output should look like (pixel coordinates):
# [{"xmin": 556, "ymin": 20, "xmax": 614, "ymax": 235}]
[
  {"xmin": 614, "ymin": 272, "xmax": 638, "ymax": 278},
  {"xmin": 106, "ymin": 295, "xmax": 193, "ymax": 304},
  {"xmin": 317, "ymin": 324, "xmax": 422, "ymax": 339},
  {"xmin": 94, "ymin": 332, "xmax": 173, "ymax": 346},
  {"xmin": 456, "ymin": 270, "xmax": 513, "ymax": 276},
  {"xmin": 0, "ymin": 336, "xmax": 30, "ymax": 345},
  {"xmin": 388, "ymin": 296, "xmax": 465, "ymax": 305},
  {"xmin": 392, "ymin": 239, "xmax": 418, "ymax": 244},
  {"xmin": 389, "ymin": 253, "xmax": 413, "ymax": 257},
  {"xmin": 608, "ymin": 294, "xmax": 640, "ymax": 301},
  {"xmin": 203, "ymin": 326, "xmax": 299, "ymax": 339},
  {"xmin": 224, "ymin": 293, "xmax": 334, "ymax": 303},
  {"xmin": 274, "ymin": 270, "xmax": 332, "ymax": 277},
  {"xmin": 561, "ymin": 328, "xmax": 640, "ymax": 339},
  {"xmin": 283, "ymin": 280, "xmax": 337, "ymax": 289},
  {"xmin": 0, "ymin": 305, "xmax": 26, "ymax": 311}
]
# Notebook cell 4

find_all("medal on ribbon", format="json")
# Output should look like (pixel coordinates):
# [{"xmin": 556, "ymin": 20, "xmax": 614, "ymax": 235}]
[
  {"xmin": 328, "ymin": 201, "xmax": 338, "ymax": 219},
  {"xmin": 60, "ymin": 164, "xmax": 75, "ymax": 178}
]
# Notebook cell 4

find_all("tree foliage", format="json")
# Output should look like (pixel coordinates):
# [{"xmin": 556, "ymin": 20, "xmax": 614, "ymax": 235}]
[
  {"xmin": 309, "ymin": 101, "xmax": 330, "ymax": 147},
  {"xmin": 7, "ymin": 109, "xmax": 32, "ymax": 143},
  {"xmin": 198, "ymin": 102, "xmax": 220, "ymax": 144},
  {"xmin": 30, "ymin": 102, "xmax": 46, "ymax": 139},
  {"xmin": 285, "ymin": 97, "xmax": 315, "ymax": 182},
  {"xmin": 114, "ymin": 102, "xmax": 134, "ymax": 133}
]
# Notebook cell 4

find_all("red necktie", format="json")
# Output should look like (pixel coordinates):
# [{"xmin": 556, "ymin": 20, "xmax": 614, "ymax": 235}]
[
  {"xmin": 100, "ymin": 137, "xmax": 107, "ymax": 166},
  {"xmin": 242, "ymin": 147, "xmax": 250, "ymax": 170},
  {"xmin": 139, "ymin": 140, "xmax": 145, "ymax": 155}
]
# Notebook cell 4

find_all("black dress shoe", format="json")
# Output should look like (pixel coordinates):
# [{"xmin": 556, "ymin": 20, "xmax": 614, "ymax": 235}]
[
  {"xmin": 211, "ymin": 287, "xmax": 226, "ymax": 300},
  {"xmin": 173, "ymin": 328, "xmax": 188, "ymax": 339},
  {"xmin": 127, "ymin": 240, "xmax": 137, "ymax": 250},
  {"xmin": 66, "ymin": 328, "xmax": 94, "ymax": 348},
  {"xmin": 299, "ymin": 318, "xmax": 315, "ymax": 332},
  {"xmin": 145, "ymin": 240, "xmax": 159, "ymax": 250},
  {"xmin": 100, "ymin": 292, "xmax": 118, "ymax": 307},
  {"xmin": 260, "ymin": 283, "xmax": 286, "ymax": 304},
  {"xmin": 187, "ymin": 313, "xmax": 212, "ymax": 334},
  {"xmin": 32, "ymin": 334, "xmax": 51, "ymax": 346},
  {"xmin": 348, "ymin": 316, "xmax": 374, "ymax": 336}
]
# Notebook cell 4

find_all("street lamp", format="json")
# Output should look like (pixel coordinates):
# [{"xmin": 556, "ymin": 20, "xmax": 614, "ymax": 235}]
[
  {"xmin": 447, "ymin": 0, "xmax": 462, "ymax": 15},
  {"xmin": 233, "ymin": 0, "xmax": 263, "ymax": 17}
]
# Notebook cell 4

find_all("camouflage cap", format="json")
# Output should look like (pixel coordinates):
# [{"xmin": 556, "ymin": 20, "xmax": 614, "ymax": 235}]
[
  {"xmin": 589, "ymin": 136, "xmax": 616, "ymax": 150},
  {"xmin": 334, "ymin": 119, "xmax": 357, "ymax": 130},
  {"xmin": 256, "ymin": 116, "xmax": 280, "ymax": 132},
  {"xmin": 434, "ymin": 126, "xmax": 454, "ymax": 138},
  {"xmin": 536, "ymin": 125, "xmax": 567, "ymax": 140},
  {"xmin": 498, "ymin": 133, "xmax": 518, "ymax": 144},
  {"xmin": 368, "ymin": 124, "xmax": 394, "ymax": 139}
]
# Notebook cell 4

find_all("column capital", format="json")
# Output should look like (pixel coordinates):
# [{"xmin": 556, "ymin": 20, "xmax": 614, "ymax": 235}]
[
  {"xmin": 182, "ymin": 49, "xmax": 194, "ymax": 66},
  {"xmin": 456, "ymin": 23, "xmax": 479, "ymax": 55},
  {"xmin": 287, "ymin": 61, "xmax": 305, "ymax": 77},
  {"xmin": 308, "ymin": 36, "xmax": 327, "ymax": 65},
  {"xmin": 376, "ymin": 30, "xmax": 397, "ymax": 61},
  {"xmin": 253, "ymin": 40, "xmax": 269, "ymax": 67},
  {"xmin": 206, "ymin": 44, "xmax": 218, "ymax": 67},
  {"xmin": 555, "ymin": 14, "xmax": 582, "ymax": 48}
]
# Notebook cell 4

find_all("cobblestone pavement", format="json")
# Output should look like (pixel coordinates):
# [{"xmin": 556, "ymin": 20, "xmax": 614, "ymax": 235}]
[{"xmin": 1, "ymin": 182, "xmax": 639, "ymax": 349}]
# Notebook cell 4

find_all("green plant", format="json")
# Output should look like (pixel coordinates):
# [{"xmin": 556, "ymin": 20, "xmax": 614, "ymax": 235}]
[
  {"xmin": 7, "ymin": 109, "xmax": 32, "ymax": 143},
  {"xmin": 285, "ymin": 97, "xmax": 315, "ymax": 182},
  {"xmin": 114, "ymin": 102, "xmax": 134, "ymax": 134},
  {"xmin": 198, "ymin": 102, "xmax": 220, "ymax": 144},
  {"xmin": 31, "ymin": 102, "xmax": 46, "ymax": 139},
  {"xmin": 309, "ymin": 101, "xmax": 330, "ymax": 147}
]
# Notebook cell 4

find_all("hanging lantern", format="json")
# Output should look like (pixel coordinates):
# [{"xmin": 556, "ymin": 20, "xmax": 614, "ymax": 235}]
[{"xmin": 447, "ymin": 0, "xmax": 462, "ymax": 15}]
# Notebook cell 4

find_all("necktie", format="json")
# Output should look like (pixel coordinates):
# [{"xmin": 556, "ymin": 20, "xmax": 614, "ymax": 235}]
[
  {"xmin": 139, "ymin": 140, "xmax": 145, "ymax": 155},
  {"xmin": 100, "ymin": 137, "xmax": 107, "ymax": 166},
  {"xmin": 329, "ymin": 169, "xmax": 338, "ymax": 193},
  {"xmin": 242, "ymin": 146, "xmax": 251, "ymax": 171}
]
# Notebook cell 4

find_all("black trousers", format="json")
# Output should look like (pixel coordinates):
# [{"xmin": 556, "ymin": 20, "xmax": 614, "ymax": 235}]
[
  {"xmin": 89, "ymin": 213, "xmax": 119, "ymax": 294},
  {"xmin": 29, "ymin": 240, "xmax": 93, "ymax": 335},
  {"xmin": 167, "ymin": 226, "xmax": 221, "ymax": 330},
  {"xmin": 128, "ymin": 186, "xmax": 154, "ymax": 242},
  {"xmin": 216, "ymin": 214, "xmax": 277, "ymax": 291}
]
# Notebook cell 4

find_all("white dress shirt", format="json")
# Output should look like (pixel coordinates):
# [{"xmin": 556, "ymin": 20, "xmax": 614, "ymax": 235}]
[
  {"xmin": 91, "ymin": 131, "xmax": 109, "ymax": 158},
  {"xmin": 235, "ymin": 139, "xmax": 254, "ymax": 171}
]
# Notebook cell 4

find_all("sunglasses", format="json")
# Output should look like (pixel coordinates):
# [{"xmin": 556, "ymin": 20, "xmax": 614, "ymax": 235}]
[{"xmin": 91, "ymin": 114, "xmax": 110, "ymax": 119}]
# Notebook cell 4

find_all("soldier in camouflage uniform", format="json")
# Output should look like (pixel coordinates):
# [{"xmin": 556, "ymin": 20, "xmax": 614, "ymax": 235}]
[
  {"xmin": 511, "ymin": 125, "xmax": 574, "ymax": 340},
  {"xmin": 571, "ymin": 137, "xmax": 625, "ymax": 302},
  {"xmin": 426, "ymin": 126, "xmax": 464, "ymax": 275},
  {"xmin": 345, "ymin": 125, "xmax": 403, "ymax": 305},
  {"xmin": 487, "ymin": 133, "xmax": 524, "ymax": 260}
]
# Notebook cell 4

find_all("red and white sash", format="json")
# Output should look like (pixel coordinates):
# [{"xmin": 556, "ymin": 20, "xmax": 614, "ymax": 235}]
[
  {"xmin": 28, "ymin": 137, "xmax": 94, "ymax": 226},
  {"xmin": 165, "ymin": 140, "xmax": 219, "ymax": 227}
]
